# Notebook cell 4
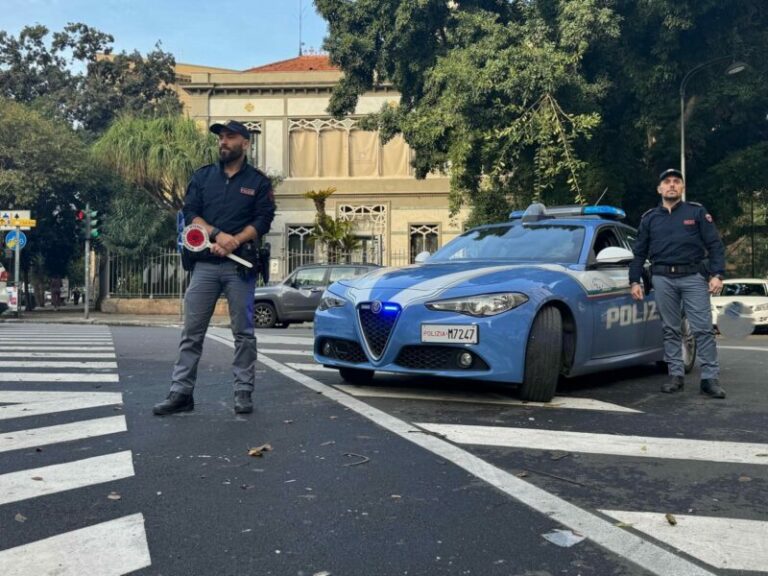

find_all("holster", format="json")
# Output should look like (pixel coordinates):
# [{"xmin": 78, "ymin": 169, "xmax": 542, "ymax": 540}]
[{"xmin": 234, "ymin": 241, "xmax": 259, "ymax": 278}]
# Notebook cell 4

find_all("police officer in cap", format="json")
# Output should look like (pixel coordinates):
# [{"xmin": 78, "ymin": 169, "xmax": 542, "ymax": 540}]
[
  {"xmin": 629, "ymin": 168, "xmax": 726, "ymax": 398},
  {"xmin": 154, "ymin": 120, "xmax": 276, "ymax": 416}
]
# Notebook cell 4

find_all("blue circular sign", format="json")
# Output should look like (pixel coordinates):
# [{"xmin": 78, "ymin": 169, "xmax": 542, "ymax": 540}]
[{"xmin": 5, "ymin": 230, "xmax": 27, "ymax": 249}]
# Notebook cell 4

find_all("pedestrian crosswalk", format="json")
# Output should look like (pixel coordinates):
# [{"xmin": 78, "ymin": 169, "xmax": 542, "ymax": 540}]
[
  {"xmin": 0, "ymin": 325, "xmax": 151, "ymax": 575},
  {"xmin": 233, "ymin": 328, "xmax": 768, "ymax": 575}
]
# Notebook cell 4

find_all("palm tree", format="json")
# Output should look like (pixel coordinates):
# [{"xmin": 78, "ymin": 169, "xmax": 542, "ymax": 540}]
[
  {"xmin": 93, "ymin": 114, "xmax": 217, "ymax": 212},
  {"xmin": 303, "ymin": 187, "xmax": 361, "ymax": 262}
]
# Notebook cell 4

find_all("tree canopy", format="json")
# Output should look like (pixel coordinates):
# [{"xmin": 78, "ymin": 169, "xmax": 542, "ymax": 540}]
[
  {"xmin": 316, "ymin": 0, "xmax": 768, "ymax": 234},
  {"xmin": 0, "ymin": 23, "xmax": 181, "ymax": 136}
]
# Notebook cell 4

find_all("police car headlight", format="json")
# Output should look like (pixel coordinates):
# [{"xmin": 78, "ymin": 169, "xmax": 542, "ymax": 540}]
[
  {"xmin": 753, "ymin": 303, "xmax": 768, "ymax": 312},
  {"xmin": 426, "ymin": 293, "xmax": 528, "ymax": 317},
  {"xmin": 318, "ymin": 292, "xmax": 347, "ymax": 311}
]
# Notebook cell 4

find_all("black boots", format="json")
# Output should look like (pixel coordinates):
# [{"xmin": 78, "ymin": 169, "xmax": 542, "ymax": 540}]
[
  {"xmin": 153, "ymin": 392, "xmax": 194, "ymax": 415},
  {"xmin": 700, "ymin": 379, "xmax": 727, "ymax": 399},
  {"xmin": 661, "ymin": 375, "xmax": 684, "ymax": 393},
  {"xmin": 234, "ymin": 391, "xmax": 253, "ymax": 414}
]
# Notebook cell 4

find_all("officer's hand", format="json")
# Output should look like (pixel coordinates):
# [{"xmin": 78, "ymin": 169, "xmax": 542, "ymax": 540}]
[
  {"xmin": 709, "ymin": 276, "xmax": 723, "ymax": 295},
  {"xmin": 213, "ymin": 232, "xmax": 240, "ymax": 256},
  {"xmin": 630, "ymin": 283, "xmax": 644, "ymax": 301}
]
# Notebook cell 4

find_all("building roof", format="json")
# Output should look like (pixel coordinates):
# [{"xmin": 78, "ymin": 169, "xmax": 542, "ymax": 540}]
[{"xmin": 244, "ymin": 54, "xmax": 338, "ymax": 73}]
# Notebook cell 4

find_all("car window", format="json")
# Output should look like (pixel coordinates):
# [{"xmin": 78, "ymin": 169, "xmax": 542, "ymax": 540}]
[
  {"xmin": 618, "ymin": 227, "xmax": 638, "ymax": 251},
  {"xmin": 429, "ymin": 224, "xmax": 585, "ymax": 264},
  {"xmin": 293, "ymin": 268, "xmax": 326, "ymax": 288},
  {"xmin": 328, "ymin": 267, "xmax": 371, "ymax": 282},
  {"xmin": 722, "ymin": 282, "xmax": 768, "ymax": 297}
]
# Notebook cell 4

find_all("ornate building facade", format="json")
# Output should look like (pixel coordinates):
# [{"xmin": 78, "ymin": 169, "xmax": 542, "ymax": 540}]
[{"xmin": 182, "ymin": 55, "xmax": 463, "ymax": 279}]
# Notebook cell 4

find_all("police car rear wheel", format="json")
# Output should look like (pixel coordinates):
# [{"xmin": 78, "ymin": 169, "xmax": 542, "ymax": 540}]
[
  {"xmin": 339, "ymin": 367, "xmax": 374, "ymax": 386},
  {"xmin": 520, "ymin": 306, "xmax": 562, "ymax": 402},
  {"xmin": 254, "ymin": 302, "xmax": 277, "ymax": 329}
]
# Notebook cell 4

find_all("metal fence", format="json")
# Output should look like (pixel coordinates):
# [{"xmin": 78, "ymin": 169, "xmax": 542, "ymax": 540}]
[{"xmin": 106, "ymin": 248, "xmax": 416, "ymax": 298}]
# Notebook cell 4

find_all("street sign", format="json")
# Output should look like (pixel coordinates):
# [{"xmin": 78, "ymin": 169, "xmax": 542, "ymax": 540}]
[
  {"xmin": 0, "ymin": 210, "xmax": 32, "ymax": 231},
  {"xmin": 11, "ymin": 218, "xmax": 36, "ymax": 228},
  {"xmin": 5, "ymin": 230, "xmax": 27, "ymax": 250}
]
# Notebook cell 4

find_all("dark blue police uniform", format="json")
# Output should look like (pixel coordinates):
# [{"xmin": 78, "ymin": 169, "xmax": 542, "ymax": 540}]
[
  {"xmin": 170, "ymin": 159, "xmax": 276, "ymax": 398},
  {"xmin": 629, "ymin": 200, "xmax": 725, "ymax": 389}
]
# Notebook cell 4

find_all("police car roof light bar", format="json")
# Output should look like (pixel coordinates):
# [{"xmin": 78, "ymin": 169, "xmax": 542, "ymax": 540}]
[{"xmin": 509, "ymin": 204, "xmax": 626, "ymax": 221}]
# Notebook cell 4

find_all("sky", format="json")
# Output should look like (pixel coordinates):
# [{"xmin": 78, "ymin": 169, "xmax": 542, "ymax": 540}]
[{"xmin": 2, "ymin": 0, "xmax": 329, "ymax": 70}]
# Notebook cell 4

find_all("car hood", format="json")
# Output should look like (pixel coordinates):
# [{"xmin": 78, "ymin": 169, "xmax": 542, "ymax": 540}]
[{"xmin": 337, "ymin": 261, "xmax": 571, "ymax": 293}]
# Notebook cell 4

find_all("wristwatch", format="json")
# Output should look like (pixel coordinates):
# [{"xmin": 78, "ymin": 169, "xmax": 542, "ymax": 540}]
[{"xmin": 209, "ymin": 227, "xmax": 221, "ymax": 241}]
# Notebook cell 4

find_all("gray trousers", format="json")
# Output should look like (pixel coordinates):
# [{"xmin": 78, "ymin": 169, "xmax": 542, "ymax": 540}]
[
  {"xmin": 170, "ymin": 260, "xmax": 257, "ymax": 394},
  {"xmin": 653, "ymin": 273, "xmax": 719, "ymax": 379}
]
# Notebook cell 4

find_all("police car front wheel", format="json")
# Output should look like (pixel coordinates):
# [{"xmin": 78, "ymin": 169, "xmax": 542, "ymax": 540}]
[{"xmin": 519, "ymin": 306, "xmax": 562, "ymax": 403}]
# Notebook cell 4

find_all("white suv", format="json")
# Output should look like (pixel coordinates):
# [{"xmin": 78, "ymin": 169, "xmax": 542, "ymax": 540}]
[{"xmin": 0, "ymin": 262, "xmax": 8, "ymax": 315}]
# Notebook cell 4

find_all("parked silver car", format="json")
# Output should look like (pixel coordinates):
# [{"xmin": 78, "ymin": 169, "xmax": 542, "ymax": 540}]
[{"xmin": 253, "ymin": 264, "xmax": 380, "ymax": 328}]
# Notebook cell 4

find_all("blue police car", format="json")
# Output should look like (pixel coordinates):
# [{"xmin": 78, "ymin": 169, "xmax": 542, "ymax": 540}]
[{"xmin": 313, "ymin": 204, "xmax": 696, "ymax": 402}]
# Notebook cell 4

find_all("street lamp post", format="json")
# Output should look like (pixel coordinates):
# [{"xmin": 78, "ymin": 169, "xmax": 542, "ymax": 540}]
[{"xmin": 679, "ymin": 57, "xmax": 747, "ymax": 199}]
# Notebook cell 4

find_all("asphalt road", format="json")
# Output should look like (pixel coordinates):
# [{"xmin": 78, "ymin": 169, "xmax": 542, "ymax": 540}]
[{"xmin": 0, "ymin": 323, "xmax": 766, "ymax": 576}]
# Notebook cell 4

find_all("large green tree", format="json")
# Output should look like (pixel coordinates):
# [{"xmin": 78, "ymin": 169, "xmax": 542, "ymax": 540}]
[
  {"xmin": 316, "ymin": 0, "xmax": 768, "ymax": 245},
  {"xmin": 0, "ymin": 23, "xmax": 181, "ymax": 136}
]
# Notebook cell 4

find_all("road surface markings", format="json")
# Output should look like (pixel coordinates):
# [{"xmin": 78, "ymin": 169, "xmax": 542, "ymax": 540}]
[
  {"xmin": 286, "ymin": 362, "xmax": 336, "ymax": 372},
  {"xmin": 0, "ymin": 372, "xmax": 119, "ymax": 382},
  {"xmin": 259, "ymin": 348, "xmax": 313, "ymax": 356},
  {"xmin": 207, "ymin": 331, "xmax": 718, "ymax": 576},
  {"xmin": 0, "ymin": 416, "xmax": 127, "ymax": 453},
  {"xmin": 2, "ymin": 352, "xmax": 116, "ymax": 358},
  {"xmin": 0, "ymin": 361, "xmax": 117, "ymax": 369},
  {"xmin": 335, "ymin": 384, "xmax": 641, "ymax": 413},
  {"xmin": 414, "ymin": 423, "xmax": 768, "ymax": 465},
  {"xmin": 1, "ymin": 346, "xmax": 115, "ymax": 352},
  {"xmin": 600, "ymin": 510, "xmax": 768, "ymax": 573},
  {"xmin": 0, "ymin": 513, "xmax": 151, "ymax": 576},
  {"xmin": 0, "ymin": 391, "xmax": 122, "ymax": 420},
  {"xmin": 719, "ymin": 345, "xmax": 768, "ymax": 352},
  {"xmin": 0, "ymin": 450, "xmax": 134, "ymax": 506},
  {"xmin": 253, "ymin": 333, "xmax": 314, "ymax": 345}
]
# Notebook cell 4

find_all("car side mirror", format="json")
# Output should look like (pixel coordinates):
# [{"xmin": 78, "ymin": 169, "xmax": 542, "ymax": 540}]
[
  {"xmin": 415, "ymin": 251, "xmax": 431, "ymax": 264},
  {"xmin": 595, "ymin": 246, "xmax": 634, "ymax": 266}
]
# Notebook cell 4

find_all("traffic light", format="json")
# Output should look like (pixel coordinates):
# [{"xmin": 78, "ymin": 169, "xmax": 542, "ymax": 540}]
[
  {"xmin": 88, "ymin": 209, "xmax": 100, "ymax": 239},
  {"xmin": 76, "ymin": 209, "xmax": 88, "ymax": 239}
]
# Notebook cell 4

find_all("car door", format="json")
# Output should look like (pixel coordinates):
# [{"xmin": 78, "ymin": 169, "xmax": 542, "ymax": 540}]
[
  {"xmin": 279, "ymin": 267, "xmax": 328, "ymax": 320},
  {"xmin": 589, "ymin": 225, "xmax": 649, "ymax": 358}
]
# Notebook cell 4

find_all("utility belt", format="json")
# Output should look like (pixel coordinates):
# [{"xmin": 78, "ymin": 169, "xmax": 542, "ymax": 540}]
[{"xmin": 650, "ymin": 263, "xmax": 703, "ymax": 277}]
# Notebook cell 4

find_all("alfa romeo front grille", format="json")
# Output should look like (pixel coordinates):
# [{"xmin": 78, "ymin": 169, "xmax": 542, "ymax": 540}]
[{"xmin": 358, "ymin": 302, "xmax": 400, "ymax": 359}]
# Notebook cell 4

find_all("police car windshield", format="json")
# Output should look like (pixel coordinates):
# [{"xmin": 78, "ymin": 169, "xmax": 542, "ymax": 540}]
[{"xmin": 430, "ymin": 224, "xmax": 585, "ymax": 263}]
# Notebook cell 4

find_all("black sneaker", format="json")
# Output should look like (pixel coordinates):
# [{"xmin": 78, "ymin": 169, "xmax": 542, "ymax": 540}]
[
  {"xmin": 234, "ymin": 391, "xmax": 253, "ymax": 414},
  {"xmin": 700, "ymin": 379, "xmax": 726, "ymax": 399},
  {"xmin": 153, "ymin": 392, "xmax": 194, "ymax": 415},
  {"xmin": 661, "ymin": 375, "xmax": 684, "ymax": 393}
]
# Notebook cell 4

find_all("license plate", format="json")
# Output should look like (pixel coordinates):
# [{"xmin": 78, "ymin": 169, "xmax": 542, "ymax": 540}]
[{"xmin": 421, "ymin": 324, "xmax": 478, "ymax": 344}]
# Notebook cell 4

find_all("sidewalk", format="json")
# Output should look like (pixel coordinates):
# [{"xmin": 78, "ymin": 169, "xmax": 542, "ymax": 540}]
[{"xmin": 0, "ymin": 303, "xmax": 218, "ymax": 328}]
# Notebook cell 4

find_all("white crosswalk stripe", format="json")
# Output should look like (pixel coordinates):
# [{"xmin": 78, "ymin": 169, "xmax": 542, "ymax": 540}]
[
  {"xmin": 0, "ymin": 450, "xmax": 135, "ymax": 506},
  {"xmin": 416, "ymin": 423, "xmax": 768, "ymax": 465},
  {"xmin": 0, "ymin": 513, "xmax": 152, "ymax": 576},
  {"xmin": 0, "ymin": 324, "xmax": 151, "ymax": 574}
]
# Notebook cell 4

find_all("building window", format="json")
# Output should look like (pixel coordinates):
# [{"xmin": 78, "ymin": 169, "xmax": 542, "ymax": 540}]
[
  {"xmin": 287, "ymin": 225, "xmax": 315, "ymax": 272},
  {"xmin": 288, "ymin": 118, "xmax": 411, "ymax": 178},
  {"xmin": 410, "ymin": 224, "xmax": 439, "ymax": 263}
]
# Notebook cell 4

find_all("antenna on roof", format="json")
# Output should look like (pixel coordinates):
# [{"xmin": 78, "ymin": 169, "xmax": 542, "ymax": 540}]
[
  {"xmin": 593, "ymin": 186, "xmax": 609, "ymax": 206},
  {"xmin": 298, "ymin": 0, "xmax": 306, "ymax": 56}
]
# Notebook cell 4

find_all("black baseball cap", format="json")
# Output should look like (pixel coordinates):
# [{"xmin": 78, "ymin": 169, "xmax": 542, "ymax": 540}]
[
  {"xmin": 209, "ymin": 120, "xmax": 251, "ymax": 140},
  {"xmin": 658, "ymin": 168, "xmax": 684, "ymax": 183}
]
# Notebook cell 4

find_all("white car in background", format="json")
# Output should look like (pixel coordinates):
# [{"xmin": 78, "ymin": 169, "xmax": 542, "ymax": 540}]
[{"xmin": 712, "ymin": 278, "xmax": 768, "ymax": 333}]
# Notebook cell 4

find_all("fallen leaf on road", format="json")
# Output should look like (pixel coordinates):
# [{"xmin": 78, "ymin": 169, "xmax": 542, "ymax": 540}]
[
  {"xmin": 248, "ymin": 444, "xmax": 273, "ymax": 457},
  {"xmin": 515, "ymin": 471, "xmax": 529, "ymax": 478},
  {"xmin": 31, "ymin": 476, "xmax": 43, "ymax": 481},
  {"xmin": 738, "ymin": 475, "xmax": 752, "ymax": 482},
  {"xmin": 107, "ymin": 492, "xmax": 122, "ymax": 501},
  {"xmin": 283, "ymin": 420, "xmax": 294, "ymax": 424},
  {"xmin": 15, "ymin": 513, "xmax": 27, "ymax": 523},
  {"xmin": 314, "ymin": 571, "xmax": 332, "ymax": 576},
  {"xmin": 665, "ymin": 513, "xmax": 677, "ymax": 526},
  {"xmin": 343, "ymin": 452, "xmax": 370, "ymax": 467},
  {"xmin": 614, "ymin": 522, "xmax": 634, "ymax": 528}
]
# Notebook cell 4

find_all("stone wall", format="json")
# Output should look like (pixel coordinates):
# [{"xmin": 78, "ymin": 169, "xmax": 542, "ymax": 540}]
[{"xmin": 101, "ymin": 298, "xmax": 230, "ymax": 316}]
